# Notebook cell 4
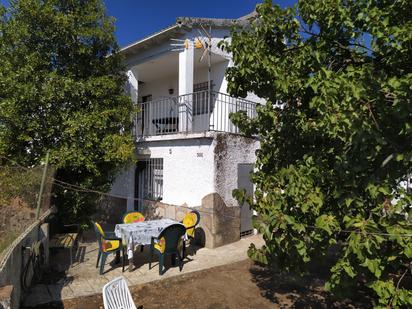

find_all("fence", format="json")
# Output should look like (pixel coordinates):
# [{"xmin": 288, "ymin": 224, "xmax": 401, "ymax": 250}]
[
  {"xmin": 0, "ymin": 163, "xmax": 54, "ymax": 259},
  {"xmin": 135, "ymin": 91, "xmax": 258, "ymax": 137},
  {"xmin": 0, "ymin": 161, "xmax": 54, "ymax": 308}
]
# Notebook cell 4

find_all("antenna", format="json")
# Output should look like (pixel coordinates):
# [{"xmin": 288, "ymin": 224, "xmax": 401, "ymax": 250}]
[
  {"xmin": 170, "ymin": 23, "xmax": 213, "ymax": 121},
  {"xmin": 170, "ymin": 38, "xmax": 189, "ymax": 52}
]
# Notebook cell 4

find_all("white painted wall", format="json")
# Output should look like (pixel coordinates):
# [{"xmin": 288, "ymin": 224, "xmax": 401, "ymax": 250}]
[
  {"xmin": 139, "ymin": 137, "xmax": 215, "ymax": 206},
  {"xmin": 138, "ymin": 61, "xmax": 229, "ymax": 100},
  {"xmin": 139, "ymin": 75, "xmax": 179, "ymax": 100},
  {"xmin": 193, "ymin": 60, "xmax": 228, "ymax": 93},
  {"xmin": 109, "ymin": 133, "xmax": 259, "ymax": 211},
  {"xmin": 109, "ymin": 164, "xmax": 136, "ymax": 211}
]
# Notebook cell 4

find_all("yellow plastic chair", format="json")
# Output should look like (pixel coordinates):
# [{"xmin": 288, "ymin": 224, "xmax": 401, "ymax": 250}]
[
  {"xmin": 94, "ymin": 222, "xmax": 125, "ymax": 275},
  {"xmin": 122, "ymin": 211, "xmax": 145, "ymax": 224},
  {"xmin": 181, "ymin": 210, "xmax": 200, "ymax": 258},
  {"xmin": 122, "ymin": 211, "xmax": 145, "ymax": 252}
]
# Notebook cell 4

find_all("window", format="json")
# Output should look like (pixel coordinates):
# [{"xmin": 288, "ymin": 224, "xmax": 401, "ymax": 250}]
[
  {"xmin": 193, "ymin": 81, "xmax": 214, "ymax": 115},
  {"xmin": 141, "ymin": 95, "xmax": 152, "ymax": 103},
  {"xmin": 193, "ymin": 81, "xmax": 210, "ymax": 93},
  {"xmin": 135, "ymin": 158, "xmax": 163, "ymax": 202},
  {"xmin": 149, "ymin": 158, "xmax": 163, "ymax": 200}
]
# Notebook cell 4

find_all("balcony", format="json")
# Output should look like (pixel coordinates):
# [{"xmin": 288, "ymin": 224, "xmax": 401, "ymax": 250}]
[{"xmin": 134, "ymin": 91, "xmax": 258, "ymax": 137}]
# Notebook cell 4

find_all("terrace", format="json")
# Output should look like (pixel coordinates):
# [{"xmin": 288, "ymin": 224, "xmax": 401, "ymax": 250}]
[
  {"xmin": 22, "ymin": 233, "xmax": 264, "ymax": 307},
  {"xmin": 134, "ymin": 91, "xmax": 258, "ymax": 138}
]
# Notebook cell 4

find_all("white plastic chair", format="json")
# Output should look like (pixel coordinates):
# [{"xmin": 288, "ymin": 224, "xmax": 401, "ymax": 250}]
[{"xmin": 102, "ymin": 276, "xmax": 137, "ymax": 309}]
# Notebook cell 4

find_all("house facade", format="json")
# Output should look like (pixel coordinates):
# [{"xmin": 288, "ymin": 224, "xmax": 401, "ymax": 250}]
[{"xmin": 108, "ymin": 13, "xmax": 262, "ymax": 248}]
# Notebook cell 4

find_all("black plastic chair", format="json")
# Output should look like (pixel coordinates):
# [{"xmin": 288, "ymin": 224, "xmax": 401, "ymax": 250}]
[{"xmin": 149, "ymin": 223, "xmax": 186, "ymax": 275}]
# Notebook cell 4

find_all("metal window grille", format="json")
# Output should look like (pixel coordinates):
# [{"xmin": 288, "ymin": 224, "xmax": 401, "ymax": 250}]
[
  {"xmin": 240, "ymin": 230, "xmax": 254, "ymax": 238},
  {"xmin": 139, "ymin": 158, "xmax": 163, "ymax": 200},
  {"xmin": 193, "ymin": 81, "xmax": 210, "ymax": 92},
  {"xmin": 193, "ymin": 81, "xmax": 213, "ymax": 115}
]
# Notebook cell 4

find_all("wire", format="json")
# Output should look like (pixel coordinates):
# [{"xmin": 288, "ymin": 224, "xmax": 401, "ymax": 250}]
[
  {"xmin": 49, "ymin": 178, "xmax": 412, "ymax": 237},
  {"xmin": 2, "ymin": 155, "xmax": 412, "ymax": 237},
  {"xmin": 51, "ymin": 179, "xmax": 233, "ymax": 219}
]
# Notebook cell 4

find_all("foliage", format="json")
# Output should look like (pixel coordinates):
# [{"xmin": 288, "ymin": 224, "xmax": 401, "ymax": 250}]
[
  {"xmin": 224, "ymin": 0, "xmax": 412, "ymax": 307},
  {"xmin": 0, "ymin": 164, "xmax": 52, "ymax": 208},
  {"xmin": 0, "ymin": 0, "xmax": 135, "ymax": 225}
]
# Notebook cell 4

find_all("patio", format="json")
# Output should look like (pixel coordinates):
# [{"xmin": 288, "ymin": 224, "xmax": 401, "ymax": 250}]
[{"xmin": 23, "ymin": 233, "xmax": 264, "ymax": 307}]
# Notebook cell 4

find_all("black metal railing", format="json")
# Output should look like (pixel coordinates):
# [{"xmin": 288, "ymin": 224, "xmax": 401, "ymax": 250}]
[{"xmin": 134, "ymin": 90, "xmax": 257, "ymax": 137}]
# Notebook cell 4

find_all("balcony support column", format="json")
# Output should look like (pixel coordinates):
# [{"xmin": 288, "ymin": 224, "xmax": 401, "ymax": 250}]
[
  {"xmin": 178, "ymin": 42, "xmax": 194, "ymax": 132},
  {"xmin": 126, "ymin": 69, "xmax": 138, "ymax": 211},
  {"xmin": 127, "ymin": 69, "xmax": 139, "ymax": 135},
  {"xmin": 127, "ymin": 69, "xmax": 138, "ymax": 105}
]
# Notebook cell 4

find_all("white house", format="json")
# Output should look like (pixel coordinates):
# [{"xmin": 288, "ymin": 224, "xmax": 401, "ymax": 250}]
[{"xmin": 108, "ymin": 12, "xmax": 262, "ymax": 248}]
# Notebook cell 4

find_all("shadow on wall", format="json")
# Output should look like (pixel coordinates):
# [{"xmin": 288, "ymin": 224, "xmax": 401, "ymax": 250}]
[
  {"xmin": 194, "ymin": 227, "xmax": 206, "ymax": 247},
  {"xmin": 140, "ymin": 193, "xmax": 241, "ymax": 249},
  {"xmin": 94, "ymin": 196, "xmax": 127, "ymax": 225}
]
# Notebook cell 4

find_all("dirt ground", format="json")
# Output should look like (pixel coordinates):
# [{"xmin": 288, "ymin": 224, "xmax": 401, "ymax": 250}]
[{"xmin": 23, "ymin": 259, "xmax": 372, "ymax": 309}]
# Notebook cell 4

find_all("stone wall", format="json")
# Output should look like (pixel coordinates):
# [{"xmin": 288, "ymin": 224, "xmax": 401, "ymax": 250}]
[
  {"xmin": 0, "ymin": 209, "xmax": 52, "ymax": 309},
  {"xmin": 141, "ymin": 192, "xmax": 240, "ymax": 248},
  {"xmin": 0, "ymin": 198, "xmax": 36, "ymax": 237},
  {"xmin": 200, "ymin": 193, "xmax": 240, "ymax": 248},
  {"xmin": 213, "ymin": 133, "xmax": 259, "ymax": 208}
]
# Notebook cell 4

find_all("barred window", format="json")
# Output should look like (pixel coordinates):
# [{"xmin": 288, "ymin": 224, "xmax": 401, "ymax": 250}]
[
  {"xmin": 136, "ymin": 158, "xmax": 163, "ymax": 201},
  {"xmin": 194, "ymin": 81, "xmax": 210, "ymax": 92},
  {"xmin": 193, "ymin": 81, "xmax": 214, "ymax": 115}
]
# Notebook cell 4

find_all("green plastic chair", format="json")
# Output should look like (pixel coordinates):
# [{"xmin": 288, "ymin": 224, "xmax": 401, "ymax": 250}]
[
  {"xmin": 94, "ymin": 222, "xmax": 125, "ymax": 275},
  {"xmin": 149, "ymin": 223, "xmax": 186, "ymax": 275}
]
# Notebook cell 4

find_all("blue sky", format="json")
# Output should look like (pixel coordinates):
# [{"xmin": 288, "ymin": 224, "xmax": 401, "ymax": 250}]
[
  {"xmin": 104, "ymin": 1, "xmax": 297, "ymax": 47},
  {"xmin": 1, "ymin": 0, "xmax": 297, "ymax": 48}
]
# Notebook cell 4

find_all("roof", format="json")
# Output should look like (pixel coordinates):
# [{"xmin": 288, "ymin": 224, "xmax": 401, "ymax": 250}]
[{"xmin": 120, "ymin": 11, "xmax": 257, "ymax": 58}]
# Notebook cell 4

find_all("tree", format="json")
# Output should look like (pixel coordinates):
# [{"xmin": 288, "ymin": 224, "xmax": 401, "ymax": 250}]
[
  {"xmin": 224, "ymin": 0, "xmax": 412, "ymax": 307},
  {"xmin": 0, "ymin": 0, "xmax": 135, "ymax": 224}
]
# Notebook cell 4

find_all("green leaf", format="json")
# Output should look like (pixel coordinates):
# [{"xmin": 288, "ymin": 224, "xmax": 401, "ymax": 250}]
[{"xmin": 361, "ymin": 258, "xmax": 383, "ymax": 278}]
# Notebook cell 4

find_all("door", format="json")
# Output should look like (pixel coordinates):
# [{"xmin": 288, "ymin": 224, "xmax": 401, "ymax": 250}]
[
  {"xmin": 135, "ymin": 161, "xmax": 148, "ymax": 211},
  {"xmin": 238, "ymin": 163, "xmax": 254, "ymax": 236}
]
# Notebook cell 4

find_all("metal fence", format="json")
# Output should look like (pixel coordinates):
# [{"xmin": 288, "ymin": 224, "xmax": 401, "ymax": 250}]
[
  {"xmin": 0, "ymin": 162, "xmax": 54, "ymax": 260},
  {"xmin": 135, "ymin": 90, "xmax": 258, "ymax": 137}
]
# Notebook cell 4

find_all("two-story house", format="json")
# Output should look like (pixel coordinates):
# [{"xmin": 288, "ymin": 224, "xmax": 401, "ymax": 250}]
[{"xmin": 108, "ymin": 12, "xmax": 262, "ymax": 248}]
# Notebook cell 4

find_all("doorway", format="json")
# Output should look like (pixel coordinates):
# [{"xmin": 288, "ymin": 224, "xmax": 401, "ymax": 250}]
[{"xmin": 237, "ymin": 163, "xmax": 254, "ymax": 237}]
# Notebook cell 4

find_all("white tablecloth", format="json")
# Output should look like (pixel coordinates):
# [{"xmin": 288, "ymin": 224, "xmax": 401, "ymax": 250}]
[{"xmin": 114, "ymin": 218, "xmax": 182, "ymax": 259}]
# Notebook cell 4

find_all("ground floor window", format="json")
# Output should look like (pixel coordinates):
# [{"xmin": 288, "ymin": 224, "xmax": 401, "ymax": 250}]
[{"xmin": 135, "ymin": 158, "xmax": 163, "ymax": 204}]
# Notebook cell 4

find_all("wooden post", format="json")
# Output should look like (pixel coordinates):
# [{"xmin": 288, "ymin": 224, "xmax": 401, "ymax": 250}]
[{"xmin": 35, "ymin": 151, "xmax": 50, "ymax": 220}]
